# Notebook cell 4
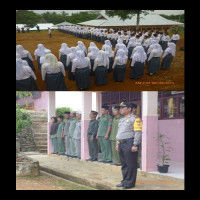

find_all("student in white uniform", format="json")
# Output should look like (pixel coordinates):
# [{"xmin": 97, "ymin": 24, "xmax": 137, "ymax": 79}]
[
  {"xmin": 40, "ymin": 49, "xmax": 51, "ymax": 66},
  {"xmin": 77, "ymin": 41, "xmax": 87, "ymax": 56},
  {"xmin": 114, "ymin": 39, "xmax": 123, "ymax": 54},
  {"xmin": 116, "ymin": 43, "xmax": 128, "ymax": 56},
  {"xmin": 102, "ymin": 40, "xmax": 112, "ymax": 50},
  {"xmin": 112, "ymin": 49, "xmax": 128, "ymax": 82},
  {"xmin": 93, "ymin": 50, "xmax": 109, "ymax": 85},
  {"xmin": 103, "ymin": 44, "xmax": 114, "ymax": 72},
  {"xmin": 112, "ymin": 30, "xmax": 118, "ymax": 48},
  {"xmin": 170, "ymin": 31, "xmax": 180, "ymax": 45},
  {"xmin": 161, "ymin": 42, "xmax": 176, "ymax": 69},
  {"xmin": 147, "ymin": 44, "xmax": 163, "ymax": 75},
  {"xmin": 161, "ymin": 32, "xmax": 170, "ymax": 51},
  {"xmin": 130, "ymin": 46, "xmax": 147, "ymax": 79},
  {"xmin": 71, "ymin": 50, "xmax": 91, "ymax": 90},
  {"xmin": 41, "ymin": 53, "xmax": 67, "ymax": 91},
  {"xmin": 34, "ymin": 44, "xmax": 47, "ymax": 70},
  {"xmin": 16, "ymin": 45, "xmax": 35, "ymax": 72},
  {"xmin": 59, "ymin": 43, "xmax": 71, "ymax": 70},
  {"xmin": 67, "ymin": 47, "xmax": 77, "ymax": 80},
  {"xmin": 88, "ymin": 42, "xmax": 99, "ymax": 53},
  {"xmin": 127, "ymin": 38, "xmax": 135, "ymax": 59},
  {"xmin": 142, "ymin": 35, "xmax": 151, "ymax": 53},
  {"xmin": 87, "ymin": 46, "xmax": 99, "ymax": 76},
  {"xmin": 16, "ymin": 58, "xmax": 38, "ymax": 91}
]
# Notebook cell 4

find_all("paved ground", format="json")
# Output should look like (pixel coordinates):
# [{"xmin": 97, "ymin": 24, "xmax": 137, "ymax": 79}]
[
  {"xmin": 22, "ymin": 152, "xmax": 184, "ymax": 190},
  {"xmin": 16, "ymin": 30, "xmax": 184, "ymax": 91}
]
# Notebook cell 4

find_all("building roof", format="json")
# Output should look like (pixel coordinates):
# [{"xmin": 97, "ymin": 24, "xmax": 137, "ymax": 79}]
[
  {"xmin": 55, "ymin": 21, "xmax": 75, "ymax": 26},
  {"xmin": 78, "ymin": 10, "xmax": 183, "ymax": 27}
]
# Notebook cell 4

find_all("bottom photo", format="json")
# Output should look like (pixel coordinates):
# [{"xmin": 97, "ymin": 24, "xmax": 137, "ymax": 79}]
[{"xmin": 16, "ymin": 91, "xmax": 184, "ymax": 190}]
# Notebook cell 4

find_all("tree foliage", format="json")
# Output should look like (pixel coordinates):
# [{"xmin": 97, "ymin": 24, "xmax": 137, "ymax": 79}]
[
  {"xmin": 160, "ymin": 14, "xmax": 184, "ymax": 23},
  {"xmin": 16, "ymin": 92, "xmax": 33, "ymax": 106},
  {"xmin": 56, "ymin": 107, "xmax": 72, "ymax": 118},
  {"xmin": 16, "ymin": 104, "xmax": 31, "ymax": 132},
  {"xmin": 16, "ymin": 10, "xmax": 42, "ymax": 27}
]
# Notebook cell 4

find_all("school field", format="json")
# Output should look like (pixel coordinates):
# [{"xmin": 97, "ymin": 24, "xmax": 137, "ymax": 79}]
[{"xmin": 16, "ymin": 30, "xmax": 184, "ymax": 91}]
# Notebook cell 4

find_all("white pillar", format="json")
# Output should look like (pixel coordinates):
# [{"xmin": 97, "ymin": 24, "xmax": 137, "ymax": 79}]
[
  {"xmin": 96, "ymin": 91, "xmax": 102, "ymax": 115},
  {"xmin": 81, "ymin": 92, "xmax": 93, "ymax": 160},
  {"xmin": 141, "ymin": 91, "xmax": 158, "ymax": 172},
  {"xmin": 47, "ymin": 92, "xmax": 56, "ymax": 154}
]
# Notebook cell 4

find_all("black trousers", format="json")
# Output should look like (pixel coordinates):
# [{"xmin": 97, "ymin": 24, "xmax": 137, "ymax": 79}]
[{"xmin": 118, "ymin": 138, "xmax": 138, "ymax": 187}]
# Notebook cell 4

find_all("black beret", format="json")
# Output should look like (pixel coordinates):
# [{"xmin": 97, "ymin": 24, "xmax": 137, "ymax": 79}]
[
  {"xmin": 91, "ymin": 110, "xmax": 98, "ymax": 115},
  {"xmin": 119, "ymin": 101, "xmax": 133, "ymax": 108},
  {"xmin": 113, "ymin": 106, "xmax": 120, "ymax": 110},
  {"xmin": 101, "ymin": 104, "xmax": 109, "ymax": 110}
]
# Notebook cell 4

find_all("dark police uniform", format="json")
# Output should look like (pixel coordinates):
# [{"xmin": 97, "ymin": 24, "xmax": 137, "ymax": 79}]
[{"xmin": 116, "ymin": 102, "xmax": 142, "ymax": 189}]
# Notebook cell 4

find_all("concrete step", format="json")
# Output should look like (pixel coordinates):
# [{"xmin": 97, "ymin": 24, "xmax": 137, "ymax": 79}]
[
  {"xmin": 34, "ymin": 133, "xmax": 47, "ymax": 137},
  {"xmin": 37, "ymin": 145, "xmax": 47, "ymax": 148},
  {"xmin": 39, "ymin": 149, "xmax": 48, "ymax": 153},
  {"xmin": 34, "ymin": 137, "xmax": 47, "ymax": 142},
  {"xmin": 32, "ymin": 128, "xmax": 48, "ymax": 133},
  {"xmin": 34, "ymin": 141, "xmax": 47, "ymax": 145}
]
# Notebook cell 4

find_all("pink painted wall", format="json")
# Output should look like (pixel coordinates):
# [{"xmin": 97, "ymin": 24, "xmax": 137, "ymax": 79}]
[
  {"xmin": 158, "ymin": 119, "xmax": 184, "ymax": 162},
  {"xmin": 16, "ymin": 92, "xmax": 48, "ymax": 111}
]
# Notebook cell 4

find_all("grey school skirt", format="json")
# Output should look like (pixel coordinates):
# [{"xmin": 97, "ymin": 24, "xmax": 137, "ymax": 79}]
[
  {"xmin": 22, "ymin": 57, "xmax": 35, "ymax": 72},
  {"xmin": 147, "ymin": 57, "xmax": 160, "ymax": 73},
  {"xmin": 68, "ymin": 62, "xmax": 76, "ymax": 80},
  {"xmin": 95, "ymin": 66, "xmax": 108, "ymax": 85},
  {"xmin": 130, "ymin": 62, "xmax": 144, "ymax": 79},
  {"xmin": 128, "ymin": 47, "xmax": 134, "ymax": 59},
  {"xmin": 75, "ymin": 67, "xmax": 91, "ymax": 89},
  {"xmin": 161, "ymin": 53, "xmax": 173, "ymax": 69},
  {"xmin": 60, "ymin": 55, "xmax": 67, "ymax": 70},
  {"xmin": 16, "ymin": 76, "xmax": 38, "ymax": 91},
  {"xmin": 113, "ymin": 64, "xmax": 126, "ymax": 82}
]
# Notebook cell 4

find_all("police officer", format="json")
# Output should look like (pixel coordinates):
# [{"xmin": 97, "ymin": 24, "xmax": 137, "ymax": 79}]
[
  {"xmin": 63, "ymin": 111, "xmax": 71, "ymax": 157},
  {"xmin": 131, "ymin": 103, "xmax": 142, "ymax": 169},
  {"xmin": 96, "ymin": 105, "xmax": 112, "ymax": 163},
  {"xmin": 86, "ymin": 110, "xmax": 99, "ymax": 161},
  {"xmin": 116, "ymin": 101, "xmax": 142, "ymax": 189}
]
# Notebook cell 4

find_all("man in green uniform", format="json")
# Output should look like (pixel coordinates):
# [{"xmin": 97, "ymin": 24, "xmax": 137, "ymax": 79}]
[
  {"xmin": 86, "ymin": 110, "xmax": 99, "ymax": 162},
  {"xmin": 109, "ymin": 106, "xmax": 122, "ymax": 166},
  {"xmin": 63, "ymin": 111, "xmax": 71, "ymax": 157},
  {"xmin": 56, "ymin": 115, "xmax": 65, "ymax": 155},
  {"xmin": 96, "ymin": 105, "xmax": 112, "ymax": 163},
  {"xmin": 68, "ymin": 111, "xmax": 77, "ymax": 158}
]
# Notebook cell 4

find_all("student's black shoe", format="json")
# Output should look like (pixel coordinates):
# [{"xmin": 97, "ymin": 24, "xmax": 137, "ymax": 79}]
[
  {"xmin": 86, "ymin": 158, "xmax": 93, "ymax": 161},
  {"xmin": 116, "ymin": 183, "xmax": 124, "ymax": 187},
  {"xmin": 123, "ymin": 185, "xmax": 135, "ymax": 189}
]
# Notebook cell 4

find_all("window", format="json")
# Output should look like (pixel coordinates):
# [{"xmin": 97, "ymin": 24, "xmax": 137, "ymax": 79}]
[{"xmin": 163, "ymin": 98, "xmax": 178, "ymax": 119}]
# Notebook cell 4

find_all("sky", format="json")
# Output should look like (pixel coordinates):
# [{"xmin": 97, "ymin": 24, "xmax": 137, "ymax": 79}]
[
  {"xmin": 55, "ymin": 92, "xmax": 96, "ymax": 111},
  {"xmin": 31, "ymin": 10, "xmax": 184, "ymax": 16}
]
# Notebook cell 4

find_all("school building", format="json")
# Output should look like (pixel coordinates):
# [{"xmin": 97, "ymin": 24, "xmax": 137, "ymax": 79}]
[
  {"xmin": 78, "ymin": 11, "xmax": 184, "ymax": 32},
  {"xmin": 16, "ymin": 91, "xmax": 184, "ymax": 177}
]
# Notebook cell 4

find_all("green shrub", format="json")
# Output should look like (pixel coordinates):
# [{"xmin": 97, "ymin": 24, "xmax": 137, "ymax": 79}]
[
  {"xmin": 16, "ymin": 104, "xmax": 31, "ymax": 133},
  {"xmin": 56, "ymin": 107, "xmax": 72, "ymax": 118}
]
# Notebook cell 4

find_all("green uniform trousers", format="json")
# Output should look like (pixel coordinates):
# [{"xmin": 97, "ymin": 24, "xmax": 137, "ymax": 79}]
[
  {"xmin": 69, "ymin": 137, "xmax": 77, "ymax": 156},
  {"xmin": 57, "ymin": 137, "xmax": 65, "ymax": 155},
  {"xmin": 87, "ymin": 135, "xmax": 98, "ymax": 160},
  {"xmin": 99, "ymin": 136, "xmax": 112, "ymax": 162},
  {"xmin": 51, "ymin": 137, "xmax": 58, "ymax": 154},
  {"xmin": 110, "ymin": 140, "xmax": 121, "ymax": 164}
]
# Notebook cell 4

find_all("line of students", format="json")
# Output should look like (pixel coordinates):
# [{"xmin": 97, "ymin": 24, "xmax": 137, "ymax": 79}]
[
  {"xmin": 49, "ymin": 103, "xmax": 142, "ymax": 168},
  {"xmin": 16, "ymin": 38, "xmax": 177, "ymax": 91}
]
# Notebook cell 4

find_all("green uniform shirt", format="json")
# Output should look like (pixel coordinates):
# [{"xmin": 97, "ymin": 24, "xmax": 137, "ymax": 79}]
[
  {"xmin": 56, "ymin": 121, "xmax": 65, "ymax": 137},
  {"xmin": 87, "ymin": 119, "xmax": 99, "ymax": 137},
  {"xmin": 68, "ymin": 118, "xmax": 77, "ymax": 138},
  {"xmin": 98, "ymin": 114, "xmax": 112, "ymax": 137},
  {"xmin": 109, "ymin": 115, "xmax": 122, "ymax": 140}
]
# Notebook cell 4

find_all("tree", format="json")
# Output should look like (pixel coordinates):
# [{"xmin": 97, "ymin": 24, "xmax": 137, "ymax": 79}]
[
  {"xmin": 16, "ymin": 10, "xmax": 42, "ymax": 27},
  {"xmin": 56, "ymin": 107, "xmax": 72, "ymax": 118},
  {"xmin": 105, "ymin": 10, "xmax": 154, "ymax": 31},
  {"xmin": 16, "ymin": 92, "xmax": 33, "ymax": 106}
]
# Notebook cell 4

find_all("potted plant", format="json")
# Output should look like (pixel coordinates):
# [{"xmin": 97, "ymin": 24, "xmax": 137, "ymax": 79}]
[{"xmin": 156, "ymin": 133, "xmax": 172, "ymax": 173}]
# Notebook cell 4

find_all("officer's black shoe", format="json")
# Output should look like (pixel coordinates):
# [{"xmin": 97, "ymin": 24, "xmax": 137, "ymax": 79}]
[
  {"xmin": 116, "ymin": 183, "xmax": 124, "ymax": 187},
  {"xmin": 86, "ymin": 158, "xmax": 93, "ymax": 161},
  {"xmin": 123, "ymin": 185, "xmax": 135, "ymax": 189}
]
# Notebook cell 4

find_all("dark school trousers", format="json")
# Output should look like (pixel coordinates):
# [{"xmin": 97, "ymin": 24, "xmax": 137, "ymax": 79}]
[{"xmin": 118, "ymin": 138, "xmax": 138, "ymax": 187}]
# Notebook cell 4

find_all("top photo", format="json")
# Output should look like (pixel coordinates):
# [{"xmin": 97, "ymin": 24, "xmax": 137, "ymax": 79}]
[{"xmin": 16, "ymin": 10, "xmax": 184, "ymax": 91}]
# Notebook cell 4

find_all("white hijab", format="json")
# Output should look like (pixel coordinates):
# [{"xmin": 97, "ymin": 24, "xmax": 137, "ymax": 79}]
[
  {"xmin": 128, "ymin": 38, "xmax": 135, "ymax": 46},
  {"xmin": 132, "ymin": 46, "xmax": 147, "ymax": 63},
  {"xmin": 119, "ymin": 44, "xmax": 128, "ymax": 55},
  {"xmin": 44, "ymin": 53, "xmax": 59, "ymax": 69},
  {"xmin": 16, "ymin": 58, "xmax": 26, "ymax": 80},
  {"xmin": 74, "ymin": 50, "xmax": 88, "ymax": 67},
  {"xmin": 95, "ymin": 50, "xmax": 109, "ymax": 67},
  {"xmin": 89, "ymin": 47, "xmax": 99, "ymax": 58},
  {"xmin": 16, "ymin": 53, "xmax": 21, "ymax": 59},
  {"xmin": 151, "ymin": 44, "xmax": 163, "ymax": 56},
  {"xmin": 116, "ymin": 49, "xmax": 126, "ymax": 63},
  {"xmin": 89, "ymin": 42, "xmax": 97, "ymax": 48},
  {"xmin": 77, "ymin": 41, "xmax": 86, "ymax": 52},
  {"xmin": 104, "ymin": 45, "xmax": 114, "ymax": 57},
  {"xmin": 34, "ymin": 44, "xmax": 47, "ymax": 57},
  {"xmin": 69, "ymin": 47, "xmax": 77, "ymax": 60},
  {"xmin": 117, "ymin": 39, "xmax": 123, "ymax": 44},
  {"xmin": 104, "ymin": 40, "xmax": 112, "ymax": 49},
  {"xmin": 165, "ymin": 42, "xmax": 176, "ymax": 57},
  {"xmin": 59, "ymin": 43, "xmax": 71, "ymax": 55},
  {"xmin": 16, "ymin": 45, "xmax": 28, "ymax": 58}
]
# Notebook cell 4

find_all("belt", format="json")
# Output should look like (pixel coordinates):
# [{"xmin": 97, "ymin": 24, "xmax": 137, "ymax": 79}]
[{"xmin": 117, "ymin": 138, "xmax": 134, "ymax": 144}]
